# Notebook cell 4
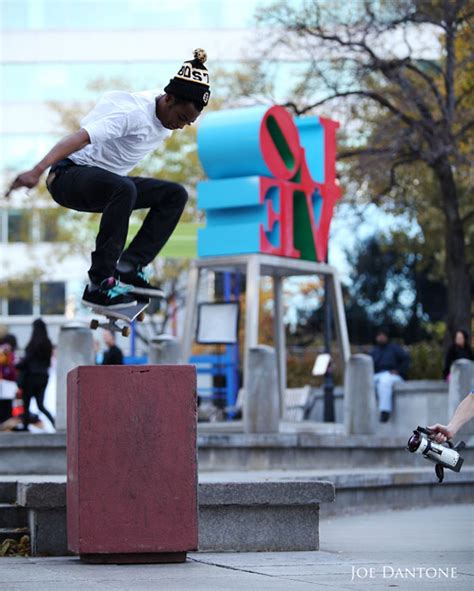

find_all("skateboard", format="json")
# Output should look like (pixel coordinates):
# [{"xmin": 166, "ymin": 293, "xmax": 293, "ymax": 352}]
[{"xmin": 88, "ymin": 300, "xmax": 150, "ymax": 337}]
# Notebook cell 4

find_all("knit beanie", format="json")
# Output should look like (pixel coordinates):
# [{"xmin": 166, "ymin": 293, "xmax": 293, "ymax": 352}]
[{"xmin": 164, "ymin": 48, "xmax": 210, "ymax": 109}]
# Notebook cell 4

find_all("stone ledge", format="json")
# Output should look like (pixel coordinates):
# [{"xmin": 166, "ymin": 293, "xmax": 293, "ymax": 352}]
[
  {"xmin": 198, "ymin": 432, "xmax": 300, "ymax": 448},
  {"xmin": 3, "ymin": 430, "xmax": 471, "ymax": 450},
  {"xmin": 12, "ymin": 467, "xmax": 474, "ymax": 554},
  {"xmin": 16, "ymin": 478, "xmax": 333, "ymax": 555},
  {"xmin": 198, "ymin": 432, "xmax": 411, "ymax": 447},
  {"xmin": 199, "ymin": 481, "xmax": 335, "ymax": 506},
  {"xmin": 294, "ymin": 467, "xmax": 474, "ymax": 489},
  {"xmin": 393, "ymin": 380, "xmax": 448, "ymax": 394},
  {"xmin": 198, "ymin": 432, "xmax": 474, "ymax": 449},
  {"xmin": 15, "ymin": 468, "xmax": 473, "ymax": 508},
  {"xmin": 0, "ymin": 433, "xmax": 66, "ymax": 448},
  {"xmin": 16, "ymin": 479, "xmax": 335, "ymax": 509},
  {"xmin": 2, "ymin": 432, "xmax": 472, "ymax": 476},
  {"xmin": 17, "ymin": 481, "xmax": 67, "ymax": 508},
  {"xmin": 1, "ymin": 430, "xmax": 428, "ymax": 449}
]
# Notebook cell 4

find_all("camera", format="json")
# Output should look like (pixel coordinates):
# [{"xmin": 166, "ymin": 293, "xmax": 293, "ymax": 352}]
[{"xmin": 407, "ymin": 426, "xmax": 465, "ymax": 483}]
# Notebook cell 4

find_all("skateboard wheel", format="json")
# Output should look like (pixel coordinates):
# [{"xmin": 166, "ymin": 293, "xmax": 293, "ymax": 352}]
[
  {"xmin": 122, "ymin": 326, "xmax": 131, "ymax": 337},
  {"xmin": 90, "ymin": 319, "xmax": 99, "ymax": 330},
  {"xmin": 137, "ymin": 312, "xmax": 145, "ymax": 322}
]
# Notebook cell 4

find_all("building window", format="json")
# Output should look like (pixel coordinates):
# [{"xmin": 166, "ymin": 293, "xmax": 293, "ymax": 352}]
[
  {"xmin": 40, "ymin": 282, "xmax": 65, "ymax": 315},
  {"xmin": 0, "ymin": 210, "xmax": 5, "ymax": 241},
  {"xmin": 7, "ymin": 282, "xmax": 33, "ymax": 315},
  {"xmin": 39, "ymin": 209, "xmax": 62, "ymax": 242},
  {"xmin": 8, "ymin": 210, "xmax": 31, "ymax": 242}
]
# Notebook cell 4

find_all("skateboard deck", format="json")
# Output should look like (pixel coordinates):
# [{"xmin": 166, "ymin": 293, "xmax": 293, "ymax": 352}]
[{"xmin": 88, "ymin": 300, "xmax": 150, "ymax": 337}]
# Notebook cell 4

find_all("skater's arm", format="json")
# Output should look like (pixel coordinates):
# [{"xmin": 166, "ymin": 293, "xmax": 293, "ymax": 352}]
[
  {"xmin": 428, "ymin": 392, "xmax": 474, "ymax": 443},
  {"xmin": 5, "ymin": 129, "xmax": 91, "ymax": 197}
]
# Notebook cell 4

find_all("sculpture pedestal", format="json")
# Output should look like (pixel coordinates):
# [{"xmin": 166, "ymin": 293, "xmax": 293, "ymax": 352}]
[{"xmin": 182, "ymin": 254, "xmax": 350, "ymax": 415}]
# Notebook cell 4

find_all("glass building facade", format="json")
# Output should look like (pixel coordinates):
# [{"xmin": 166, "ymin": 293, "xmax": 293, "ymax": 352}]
[{"xmin": 1, "ymin": 0, "xmax": 304, "ymax": 172}]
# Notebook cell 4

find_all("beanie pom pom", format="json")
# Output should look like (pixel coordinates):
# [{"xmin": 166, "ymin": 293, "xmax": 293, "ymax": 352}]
[{"xmin": 193, "ymin": 48, "xmax": 207, "ymax": 64}]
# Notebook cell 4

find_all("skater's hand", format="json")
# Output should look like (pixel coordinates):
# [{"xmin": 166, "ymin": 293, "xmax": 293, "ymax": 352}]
[
  {"xmin": 427, "ymin": 423, "xmax": 453, "ymax": 444},
  {"xmin": 5, "ymin": 169, "xmax": 42, "ymax": 198}
]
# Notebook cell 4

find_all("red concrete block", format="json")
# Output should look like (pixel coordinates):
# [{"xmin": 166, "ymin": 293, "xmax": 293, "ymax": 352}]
[{"xmin": 67, "ymin": 365, "xmax": 197, "ymax": 562}]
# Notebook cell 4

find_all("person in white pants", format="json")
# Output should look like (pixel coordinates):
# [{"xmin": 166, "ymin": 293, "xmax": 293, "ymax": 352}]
[
  {"xmin": 373, "ymin": 371, "xmax": 403, "ymax": 417},
  {"xmin": 370, "ymin": 328, "xmax": 410, "ymax": 422}
]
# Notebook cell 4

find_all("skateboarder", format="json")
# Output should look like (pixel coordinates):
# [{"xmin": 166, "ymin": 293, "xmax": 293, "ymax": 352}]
[{"xmin": 5, "ymin": 49, "xmax": 211, "ymax": 309}]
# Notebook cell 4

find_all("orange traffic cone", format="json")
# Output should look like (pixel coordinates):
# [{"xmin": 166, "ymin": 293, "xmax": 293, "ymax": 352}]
[{"xmin": 12, "ymin": 389, "xmax": 24, "ymax": 418}]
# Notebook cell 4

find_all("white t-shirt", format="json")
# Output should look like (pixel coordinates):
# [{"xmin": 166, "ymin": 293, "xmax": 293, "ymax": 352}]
[{"xmin": 69, "ymin": 90, "xmax": 172, "ymax": 176}]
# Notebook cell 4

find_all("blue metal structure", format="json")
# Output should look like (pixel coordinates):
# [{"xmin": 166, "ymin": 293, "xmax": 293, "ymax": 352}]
[{"xmin": 189, "ymin": 271, "xmax": 241, "ymax": 418}]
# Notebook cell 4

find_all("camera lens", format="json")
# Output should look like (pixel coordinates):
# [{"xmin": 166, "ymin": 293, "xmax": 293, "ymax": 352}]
[{"xmin": 407, "ymin": 431, "xmax": 421, "ymax": 452}]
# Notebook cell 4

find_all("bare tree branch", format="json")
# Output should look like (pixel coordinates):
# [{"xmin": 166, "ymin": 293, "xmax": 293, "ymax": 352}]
[
  {"xmin": 461, "ymin": 209, "xmax": 474, "ymax": 225},
  {"xmin": 455, "ymin": 118, "xmax": 474, "ymax": 140},
  {"xmin": 284, "ymin": 89, "xmax": 417, "ymax": 126},
  {"xmin": 403, "ymin": 61, "xmax": 446, "ymax": 117},
  {"xmin": 444, "ymin": 8, "xmax": 457, "ymax": 125},
  {"xmin": 337, "ymin": 148, "xmax": 395, "ymax": 159}
]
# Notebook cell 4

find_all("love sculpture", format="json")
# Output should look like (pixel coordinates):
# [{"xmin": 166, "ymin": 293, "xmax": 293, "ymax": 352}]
[
  {"xmin": 182, "ymin": 105, "xmax": 350, "ymax": 423},
  {"xmin": 197, "ymin": 105, "xmax": 341, "ymax": 262}
]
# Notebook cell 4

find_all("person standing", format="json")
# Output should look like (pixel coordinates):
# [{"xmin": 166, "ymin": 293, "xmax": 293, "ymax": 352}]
[
  {"xmin": 101, "ymin": 329, "xmax": 124, "ymax": 365},
  {"xmin": 0, "ymin": 334, "xmax": 18, "ymax": 383},
  {"xmin": 15, "ymin": 319, "xmax": 54, "ymax": 431},
  {"xmin": 0, "ymin": 336, "xmax": 18, "ymax": 424},
  {"xmin": 442, "ymin": 329, "xmax": 472, "ymax": 380},
  {"xmin": 370, "ymin": 327, "xmax": 410, "ymax": 423}
]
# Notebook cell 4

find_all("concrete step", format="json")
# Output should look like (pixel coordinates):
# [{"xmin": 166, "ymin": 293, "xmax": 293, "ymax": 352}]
[
  {"xmin": 293, "ymin": 467, "xmax": 474, "ymax": 518},
  {"xmin": 0, "ymin": 433, "xmax": 66, "ymax": 475},
  {"xmin": 200, "ymin": 466, "xmax": 474, "ymax": 517},
  {"xmin": 0, "ymin": 527, "xmax": 29, "ymax": 543},
  {"xmin": 197, "ymin": 432, "xmax": 474, "ymax": 472},
  {"xmin": 2, "ymin": 431, "xmax": 472, "ymax": 474},
  {"xmin": 14, "ymin": 477, "xmax": 335, "ymax": 555},
  {"xmin": 0, "ymin": 481, "xmax": 17, "ymax": 503},
  {"xmin": 7, "ymin": 465, "xmax": 474, "ymax": 556},
  {"xmin": 0, "ymin": 504, "xmax": 28, "ymax": 528}
]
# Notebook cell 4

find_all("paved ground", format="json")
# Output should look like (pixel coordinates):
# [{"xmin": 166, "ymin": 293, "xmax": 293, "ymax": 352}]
[{"xmin": 0, "ymin": 504, "xmax": 472, "ymax": 590}]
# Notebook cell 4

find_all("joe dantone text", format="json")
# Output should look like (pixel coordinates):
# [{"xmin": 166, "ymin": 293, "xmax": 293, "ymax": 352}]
[{"xmin": 351, "ymin": 566, "xmax": 458, "ymax": 581}]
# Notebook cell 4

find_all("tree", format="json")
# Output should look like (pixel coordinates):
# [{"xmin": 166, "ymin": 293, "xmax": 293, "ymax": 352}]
[
  {"xmin": 255, "ymin": 0, "xmax": 474, "ymax": 342},
  {"xmin": 287, "ymin": 230, "xmax": 451, "ymax": 346},
  {"xmin": 345, "ymin": 232, "xmax": 449, "ymax": 344}
]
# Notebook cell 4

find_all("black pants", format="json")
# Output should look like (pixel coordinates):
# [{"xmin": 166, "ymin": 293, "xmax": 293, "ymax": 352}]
[
  {"xmin": 48, "ymin": 160, "xmax": 188, "ymax": 283},
  {"xmin": 22, "ymin": 376, "xmax": 55, "ymax": 429},
  {"xmin": 0, "ymin": 400, "xmax": 12, "ymax": 424}
]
